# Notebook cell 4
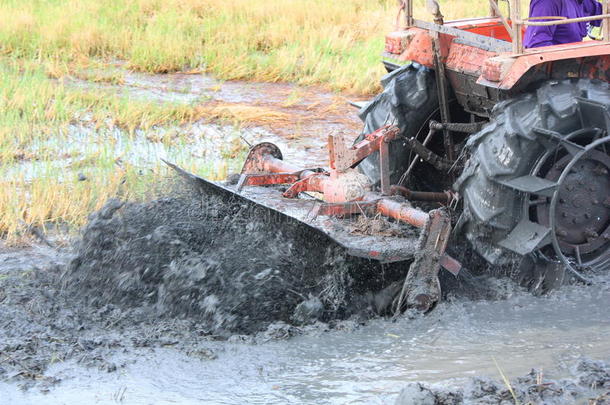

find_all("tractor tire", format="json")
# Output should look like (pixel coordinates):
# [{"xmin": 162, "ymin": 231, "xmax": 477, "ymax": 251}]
[
  {"xmin": 455, "ymin": 79, "xmax": 610, "ymax": 272},
  {"xmin": 357, "ymin": 63, "xmax": 439, "ymax": 186}
]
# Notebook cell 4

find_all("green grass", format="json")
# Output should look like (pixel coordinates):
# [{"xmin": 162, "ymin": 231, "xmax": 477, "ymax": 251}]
[
  {"xmin": 0, "ymin": 0, "xmax": 495, "ymax": 94},
  {"xmin": 0, "ymin": 0, "xmax": 499, "ymax": 242},
  {"xmin": 0, "ymin": 60, "xmax": 247, "ymax": 241}
]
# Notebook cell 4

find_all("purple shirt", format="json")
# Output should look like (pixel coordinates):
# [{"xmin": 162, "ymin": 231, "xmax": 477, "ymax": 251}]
[{"xmin": 524, "ymin": 0, "xmax": 602, "ymax": 48}]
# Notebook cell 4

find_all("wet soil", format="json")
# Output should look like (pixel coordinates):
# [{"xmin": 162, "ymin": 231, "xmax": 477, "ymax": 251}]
[
  {"xmin": 1, "ymin": 230, "xmax": 609, "ymax": 403},
  {"xmin": 66, "ymin": 69, "xmax": 365, "ymax": 168},
  {"xmin": 2, "ymin": 72, "xmax": 609, "ymax": 404}
]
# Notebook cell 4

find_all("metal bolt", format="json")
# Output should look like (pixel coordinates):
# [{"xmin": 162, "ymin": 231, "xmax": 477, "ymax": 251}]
[
  {"xmin": 559, "ymin": 198, "xmax": 566, "ymax": 204},
  {"xmin": 593, "ymin": 165, "xmax": 608, "ymax": 176},
  {"xmin": 584, "ymin": 229, "xmax": 599, "ymax": 238},
  {"xmin": 585, "ymin": 213, "xmax": 591, "ymax": 219},
  {"xmin": 556, "ymin": 229, "xmax": 568, "ymax": 237}
]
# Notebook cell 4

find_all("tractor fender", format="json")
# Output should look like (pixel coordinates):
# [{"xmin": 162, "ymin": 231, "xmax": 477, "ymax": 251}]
[
  {"xmin": 478, "ymin": 42, "xmax": 610, "ymax": 90},
  {"xmin": 388, "ymin": 28, "xmax": 452, "ymax": 68}
]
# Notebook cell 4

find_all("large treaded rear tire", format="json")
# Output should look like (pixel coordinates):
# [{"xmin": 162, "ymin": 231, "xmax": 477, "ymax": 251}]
[
  {"xmin": 357, "ymin": 63, "xmax": 439, "ymax": 185},
  {"xmin": 455, "ymin": 79, "xmax": 610, "ymax": 268}
]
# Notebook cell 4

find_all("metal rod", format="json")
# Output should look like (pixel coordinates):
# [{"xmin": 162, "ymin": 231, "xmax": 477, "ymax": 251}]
[
  {"xmin": 602, "ymin": 0, "xmax": 610, "ymax": 41},
  {"xmin": 404, "ymin": 136, "xmax": 455, "ymax": 170},
  {"xmin": 431, "ymin": 34, "xmax": 454, "ymax": 162},
  {"xmin": 402, "ymin": 127, "xmax": 436, "ymax": 184},
  {"xmin": 489, "ymin": 0, "xmax": 499, "ymax": 17},
  {"xmin": 488, "ymin": 0, "xmax": 512, "ymax": 34},
  {"xmin": 519, "ymin": 13, "xmax": 610, "ymax": 26},
  {"xmin": 390, "ymin": 185, "xmax": 454, "ymax": 204},
  {"xmin": 374, "ymin": 197, "xmax": 429, "ymax": 228},
  {"xmin": 379, "ymin": 139, "xmax": 391, "ymax": 195},
  {"xmin": 521, "ymin": 16, "xmax": 567, "ymax": 20},
  {"xmin": 510, "ymin": 0, "xmax": 523, "ymax": 53}
]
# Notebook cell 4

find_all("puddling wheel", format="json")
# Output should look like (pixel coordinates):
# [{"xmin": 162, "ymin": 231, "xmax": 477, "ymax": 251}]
[
  {"xmin": 547, "ymin": 135, "xmax": 610, "ymax": 278},
  {"xmin": 456, "ymin": 79, "xmax": 610, "ymax": 286}
]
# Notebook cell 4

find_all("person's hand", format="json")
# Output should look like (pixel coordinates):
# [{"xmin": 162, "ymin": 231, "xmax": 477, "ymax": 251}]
[{"xmin": 588, "ymin": 24, "xmax": 603, "ymax": 40}]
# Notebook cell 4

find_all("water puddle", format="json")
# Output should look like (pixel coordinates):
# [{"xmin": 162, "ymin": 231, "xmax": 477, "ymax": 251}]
[{"xmin": 62, "ymin": 69, "xmax": 364, "ymax": 171}]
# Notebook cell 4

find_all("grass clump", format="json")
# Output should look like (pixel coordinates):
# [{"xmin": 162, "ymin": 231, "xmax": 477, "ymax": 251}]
[
  {"xmin": 0, "ymin": 0, "xmax": 495, "ymax": 94},
  {"xmin": 0, "ymin": 60, "xmax": 246, "ymax": 242}
]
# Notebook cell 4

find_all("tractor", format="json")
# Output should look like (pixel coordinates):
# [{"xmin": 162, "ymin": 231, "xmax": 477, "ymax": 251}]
[{"xmin": 166, "ymin": 0, "xmax": 610, "ymax": 314}]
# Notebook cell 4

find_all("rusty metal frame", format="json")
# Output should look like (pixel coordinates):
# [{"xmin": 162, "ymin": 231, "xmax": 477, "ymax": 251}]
[
  {"xmin": 329, "ymin": 125, "xmax": 399, "ymax": 172},
  {"xmin": 506, "ymin": 0, "xmax": 610, "ymax": 53},
  {"xmin": 413, "ymin": 19, "xmax": 511, "ymax": 52},
  {"xmin": 403, "ymin": 0, "xmax": 610, "ymax": 55},
  {"xmin": 430, "ymin": 31, "xmax": 454, "ymax": 163},
  {"xmin": 329, "ymin": 125, "xmax": 399, "ymax": 195}
]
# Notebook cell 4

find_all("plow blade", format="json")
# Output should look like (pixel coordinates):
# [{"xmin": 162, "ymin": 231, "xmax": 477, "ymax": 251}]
[
  {"xmin": 163, "ymin": 135, "xmax": 459, "ymax": 313},
  {"xmin": 163, "ymin": 160, "xmax": 420, "ymax": 263}
]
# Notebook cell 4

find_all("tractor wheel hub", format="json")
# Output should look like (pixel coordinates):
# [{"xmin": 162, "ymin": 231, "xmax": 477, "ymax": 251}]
[{"xmin": 538, "ymin": 150, "xmax": 610, "ymax": 255}]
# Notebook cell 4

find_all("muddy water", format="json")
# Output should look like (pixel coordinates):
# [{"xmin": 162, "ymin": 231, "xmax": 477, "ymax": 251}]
[
  {"xmin": 8, "ymin": 69, "xmax": 361, "ymax": 185},
  {"xmin": 2, "ymin": 73, "xmax": 609, "ymax": 404},
  {"xmin": 65, "ymin": 69, "xmax": 362, "ymax": 169},
  {"xmin": 1, "ymin": 251, "xmax": 609, "ymax": 404}
]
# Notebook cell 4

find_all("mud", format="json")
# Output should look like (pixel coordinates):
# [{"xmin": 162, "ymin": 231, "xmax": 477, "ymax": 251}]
[
  {"xmin": 2, "ymin": 230, "xmax": 609, "ymax": 404},
  {"xmin": 0, "ymin": 177, "xmax": 398, "ymax": 389},
  {"xmin": 65, "ymin": 69, "xmax": 365, "ymax": 168},
  {"xmin": 2, "ymin": 72, "xmax": 609, "ymax": 403},
  {"xmin": 396, "ymin": 358, "xmax": 610, "ymax": 404},
  {"xmin": 1, "ymin": 224, "xmax": 609, "ymax": 402},
  {"xmin": 62, "ymin": 183, "xmax": 377, "ymax": 335}
]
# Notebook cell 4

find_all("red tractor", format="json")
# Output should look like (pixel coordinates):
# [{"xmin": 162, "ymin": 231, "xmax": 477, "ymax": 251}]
[{"xmin": 167, "ymin": 0, "xmax": 610, "ymax": 313}]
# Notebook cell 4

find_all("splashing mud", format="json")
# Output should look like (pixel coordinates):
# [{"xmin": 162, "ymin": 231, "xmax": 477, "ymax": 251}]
[
  {"xmin": 62, "ymin": 180, "xmax": 409, "ymax": 336},
  {"xmin": 1, "ymin": 70, "xmax": 609, "ymax": 405},
  {"xmin": 1, "ymin": 176, "xmax": 609, "ymax": 403}
]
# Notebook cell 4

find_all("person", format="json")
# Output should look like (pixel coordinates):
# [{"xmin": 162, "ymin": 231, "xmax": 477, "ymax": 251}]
[{"xmin": 524, "ymin": 0, "xmax": 603, "ymax": 48}]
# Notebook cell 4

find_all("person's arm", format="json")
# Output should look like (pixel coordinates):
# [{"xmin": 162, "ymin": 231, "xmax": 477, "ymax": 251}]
[
  {"xmin": 582, "ymin": 0, "xmax": 602, "ymax": 27},
  {"xmin": 523, "ymin": 0, "xmax": 561, "ymax": 48}
]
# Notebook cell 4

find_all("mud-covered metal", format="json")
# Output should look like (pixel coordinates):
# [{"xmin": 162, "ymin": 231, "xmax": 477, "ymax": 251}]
[
  {"xmin": 164, "ymin": 124, "xmax": 463, "ymax": 313},
  {"xmin": 164, "ymin": 159, "xmax": 419, "ymax": 263},
  {"xmin": 385, "ymin": 13, "xmax": 610, "ymax": 113},
  {"xmin": 539, "ymin": 140, "xmax": 610, "ymax": 256},
  {"xmin": 548, "ymin": 135, "xmax": 610, "ymax": 277},
  {"xmin": 390, "ymin": 185, "xmax": 455, "ymax": 204},
  {"xmin": 394, "ymin": 208, "xmax": 452, "ymax": 313},
  {"xmin": 480, "ymin": 43, "xmax": 610, "ymax": 90},
  {"xmin": 329, "ymin": 125, "xmax": 399, "ymax": 172}
]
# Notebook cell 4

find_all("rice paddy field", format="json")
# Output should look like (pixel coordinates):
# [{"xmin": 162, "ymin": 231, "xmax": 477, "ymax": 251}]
[{"xmin": 0, "ymin": 0, "xmax": 497, "ymax": 242}]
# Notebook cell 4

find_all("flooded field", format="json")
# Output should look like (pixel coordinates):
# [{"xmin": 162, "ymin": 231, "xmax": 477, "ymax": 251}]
[
  {"xmin": 0, "ymin": 245, "xmax": 609, "ymax": 404},
  {"xmin": 64, "ymin": 68, "xmax": 363, "ymax": 169},
  {"xmin": 1, "ymin": 72, "xmax": 609, "ymax": 405}
]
